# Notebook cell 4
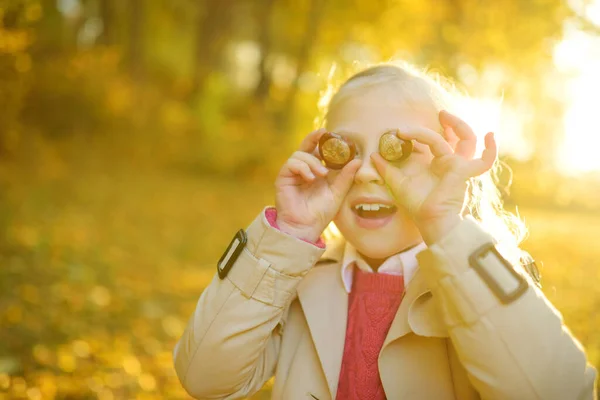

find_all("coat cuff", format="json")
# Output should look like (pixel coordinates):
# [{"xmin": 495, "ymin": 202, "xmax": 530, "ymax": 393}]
[
  {"xmin": 225, "ymin": 208, "xmax": 326, "ymax": 308},
  {"xmin": 417, "ymin": 216, "xmax": 530, "ymax": 327},
  {"xmin": 264, "ymin": 207, "xmax": 326, "ymax": 248}
]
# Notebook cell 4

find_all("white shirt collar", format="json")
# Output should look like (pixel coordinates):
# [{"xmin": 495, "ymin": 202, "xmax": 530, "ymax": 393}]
[{"xmin": 340, "ymin": 241, "xmax": 427, "ymax": 293}]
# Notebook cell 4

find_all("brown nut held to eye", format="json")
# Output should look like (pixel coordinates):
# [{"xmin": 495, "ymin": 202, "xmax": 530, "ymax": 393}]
[
  {"xmin": 379, "ymin": 130, "xmax": 413, "ymax": 162},
  {"xmin": 318, "ymin": 132, "xmax": 356, "ymax": 169}
]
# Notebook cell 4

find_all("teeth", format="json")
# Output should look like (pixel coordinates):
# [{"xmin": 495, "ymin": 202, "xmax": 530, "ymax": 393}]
[{"xmin": 354, "ymin": 203, "xmax": 391, "ymax": 211}]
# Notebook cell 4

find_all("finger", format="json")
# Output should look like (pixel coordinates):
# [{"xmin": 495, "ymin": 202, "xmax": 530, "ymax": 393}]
[
  {"xmin": 442, "ymin": 125, "xmax": 459, "ymax": 151},
  {"xmin": 465, "ymin": 132, "xmax": 497, "ymax": 176},
  {"xmin": 370, "ymin": 153, "xmax": 410, "ymax": 193},
  {"xmin": 298, "ymin": 128, "xmax": 328, "ymax": 153},
  {"xmin": 439, "ymin": 110, "xmax": 476, "ymax": 159},
  {"xmin": 430, "ymin": 154, "xmax": 457, "ymax": 176},
  {"xmin": 396, "ymin": 126, "xmax": 453, "ymax": 158},
  {"xmin": 370, "ymin": 152, "xmax": 391, "ymax": 182},
  {"xmin": 292, "ymin": 151, "xmax": 329, "ymax": 176},
  {"xmin": 288, "ymin": 159, "xmax": 316, "ymax": 182},
  {"xmin": 311, "ymin": 147, "xmax": 322, "ymax": 161},
  {"xmin": 330, "ymin": 159, "xmax": 362, "ymax": 201}
]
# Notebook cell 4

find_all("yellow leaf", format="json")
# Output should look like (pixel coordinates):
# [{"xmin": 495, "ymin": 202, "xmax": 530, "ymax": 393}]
[
  {"xmin": 122, "ymin": 355, "xmax": 141, "ymax": 376},
  {"xmin": 138, "ymin": 374, "xmax": 156, "ymax": 392}
]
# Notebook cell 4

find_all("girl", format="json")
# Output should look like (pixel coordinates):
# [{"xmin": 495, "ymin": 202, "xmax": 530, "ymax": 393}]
[{"xmin": 173, "ymin": 63, "xmax": 597, "ymax": 399}]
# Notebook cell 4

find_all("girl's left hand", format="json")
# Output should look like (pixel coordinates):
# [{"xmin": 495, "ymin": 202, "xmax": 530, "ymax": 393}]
[{"xmin": 371, "ymin": 110, "xmax": 497, "ymax": 244}]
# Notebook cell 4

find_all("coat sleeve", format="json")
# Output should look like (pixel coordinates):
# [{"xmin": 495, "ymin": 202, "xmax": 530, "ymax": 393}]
[
  {"xmin": 416, "ymin": 216, "xmax": 598, "ymax": 400},
  {"xmin": 173, "ymin": 208, "xmax": 326, "ymax": 399}
]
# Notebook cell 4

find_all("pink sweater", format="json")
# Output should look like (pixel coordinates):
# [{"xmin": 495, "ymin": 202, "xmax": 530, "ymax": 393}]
[{"xmin": 336, "ymin": 265, "xmax": 405, "ymax": 399}]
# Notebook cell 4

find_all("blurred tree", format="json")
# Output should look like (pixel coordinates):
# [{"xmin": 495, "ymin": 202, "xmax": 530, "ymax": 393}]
[
  {"xmin": 0, "ymin": 0, "xmax": 40, "ymax": 154},
  {"xmin": 128, "ymin": 0, "xmax": 144, "ymax": 78},
  {"xmin": 280, "ymin": 0, "xmax": 325, "ymax": 128},
  {"xmin": 98, "ymin": 0, "xmax": 114, "ymax": 45},
  {"xmin": 190, "ymin": 0, "xmax": 233, "ymax": 98},
  {"xmin": 35, "ymin": 0, "xmax": 68, "ymax": 53},
  {"xmin": 254, "ymin": 0, "xmax": 277, "ymax": 102},
  {"xmin": 4, "ymin": 0, "xmax": 582, "ymax": 173}
]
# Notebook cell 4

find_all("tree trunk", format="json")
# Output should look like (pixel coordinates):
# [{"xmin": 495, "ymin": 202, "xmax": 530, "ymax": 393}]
[
  {"xmin": 253, "ymin": 0, "xmax": 277, "ymax": 102},
  {"xmin": 99, "ymin": 0, "xmax": 114, "ymax": 45},
  {"xmin": 190, "ymin": 0, "xmax": 233, "ymax": 99},
  {"xmin": 280, "ymin": 0, "xmax": 325, "ymax": 129},
  {"xmin": 129, "ymin": 0, "xmax": 144, "ymax": 78}
]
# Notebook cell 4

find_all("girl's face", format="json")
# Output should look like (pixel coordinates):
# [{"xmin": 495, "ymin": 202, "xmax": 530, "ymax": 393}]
[{"xmin": 326, "ymin": 86, "xmax": 442, "ymax": 261}]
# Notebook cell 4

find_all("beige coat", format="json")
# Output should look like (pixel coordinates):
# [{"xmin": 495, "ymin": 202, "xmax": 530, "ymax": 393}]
[{"xmin": 173, "ymin": 210, "xmax": 597, "ymax": 399}]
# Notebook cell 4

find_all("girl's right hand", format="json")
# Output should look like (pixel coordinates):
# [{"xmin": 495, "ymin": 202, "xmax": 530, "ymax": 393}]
[{"xmin": 274, "ymin": 128, "xmax": 362, "ymax": 243}]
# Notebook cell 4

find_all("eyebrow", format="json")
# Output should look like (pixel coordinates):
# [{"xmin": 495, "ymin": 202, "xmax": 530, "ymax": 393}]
[
  {"xmin": 334, "ymin": 126, "xmax": 442, "ymax": 136},
  {"xmin": 332, "ymin": 129, "xmax": 397, "ymax": 142},
  {"xmin": 332, "ymin": 128, "xmax": 430, "ymax": 152}
]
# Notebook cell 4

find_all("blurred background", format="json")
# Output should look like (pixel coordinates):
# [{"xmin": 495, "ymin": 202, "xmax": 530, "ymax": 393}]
[{"xmin": 1, "ymin": 0, "xmax": 600, "ymax": 398}]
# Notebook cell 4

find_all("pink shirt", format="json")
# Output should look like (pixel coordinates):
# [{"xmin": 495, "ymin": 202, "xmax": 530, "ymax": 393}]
[{"xmin": 341, "ymin": 241, "xmax": 427, "ymax": 293}]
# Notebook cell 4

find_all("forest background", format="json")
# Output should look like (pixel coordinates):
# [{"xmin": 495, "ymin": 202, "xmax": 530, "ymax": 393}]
[{"xmin": 1, "ymin": 0, "xmax": 600, "ymax": 398}]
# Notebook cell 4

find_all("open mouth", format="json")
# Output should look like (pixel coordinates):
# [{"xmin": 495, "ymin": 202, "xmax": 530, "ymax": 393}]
[{"xmin": 352, "ymin": 203, "xmax": 398, "ymax": 219}]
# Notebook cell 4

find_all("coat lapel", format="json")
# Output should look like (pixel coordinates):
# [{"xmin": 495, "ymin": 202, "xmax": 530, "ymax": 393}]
[
  {"xmin": 382, "ymin": 266, "xmax": 432, "ymax": 349},
  {"xmin": 382, "ymin": 261, "xmax": 450, "ymax": 375},
  {"xmin": 296, "ymin": 239, "xmax": 447, "ymax": 399},
  {"xmin": 297, "ymin": 238, "xmax": 347, "ymax": 399}
]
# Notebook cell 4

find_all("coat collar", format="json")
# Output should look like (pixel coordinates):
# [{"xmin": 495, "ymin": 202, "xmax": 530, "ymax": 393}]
[
  {"xmin": 296, "ymin": 237, "xmax": 446, "ymax": 398},
  {"xmin": 318, "ymin": 235, "xmax": 345, "ymax": 264}
]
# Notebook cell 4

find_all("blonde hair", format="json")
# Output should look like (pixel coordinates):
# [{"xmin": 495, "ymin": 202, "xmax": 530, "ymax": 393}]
[{"xmin": 319, "ymin": 61, "xmax": 535, "ymax": 273}]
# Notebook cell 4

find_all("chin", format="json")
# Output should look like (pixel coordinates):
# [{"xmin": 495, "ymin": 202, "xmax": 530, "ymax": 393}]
[{"xmin": 351, "ymin": 238, "xmax": 402, "ymax": 260}]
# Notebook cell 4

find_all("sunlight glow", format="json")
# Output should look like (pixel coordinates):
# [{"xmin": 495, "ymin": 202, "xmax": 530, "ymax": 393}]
[
  {"xmin": 454, "ymin": 64, "xmax": 532, "ymax": 162},
  {"xmin": 455, "ymin": 96, "xmax": 530, "ymax": 161},
  {"xmin": 553, "ymin": 4, "xmax": 600, "ymax": 174}
]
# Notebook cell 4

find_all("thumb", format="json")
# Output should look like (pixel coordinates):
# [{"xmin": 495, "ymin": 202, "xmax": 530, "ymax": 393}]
[
  {"xmin": 370, "ymin": 152, "xmax": 409, "ymax": 198},
  {"xmin": 330, "ymin": 159, "xmax": 362, "ymax": 203}
]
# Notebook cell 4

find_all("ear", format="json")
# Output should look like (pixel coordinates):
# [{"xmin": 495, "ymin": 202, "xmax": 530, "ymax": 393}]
[{"xmin": 441, "ymin": 125, "xmax": 459, "ymax": 152}]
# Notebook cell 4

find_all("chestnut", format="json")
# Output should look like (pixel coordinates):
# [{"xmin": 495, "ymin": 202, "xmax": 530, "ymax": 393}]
[
  {"xmin": 379, "ymin": 130, "xmax": 413, "ymax": 162},
  {"xmin": 318, "ymin": 132, "xmax": 356, "ymax": 169}
]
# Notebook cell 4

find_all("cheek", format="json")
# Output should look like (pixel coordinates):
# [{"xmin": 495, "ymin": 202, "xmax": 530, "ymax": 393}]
[
  {"xmin": 394, "ymin": 152, "xmax": 432, "ymax": 176},
  {"xmin": 332, "ymin": 206, "xmax": 352, "ymax": 230}
]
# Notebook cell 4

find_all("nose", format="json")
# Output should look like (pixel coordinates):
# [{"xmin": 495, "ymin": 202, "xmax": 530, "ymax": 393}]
[{"xmin": 354, "ymin": 153, "xmax": 384, "ymax": 185}]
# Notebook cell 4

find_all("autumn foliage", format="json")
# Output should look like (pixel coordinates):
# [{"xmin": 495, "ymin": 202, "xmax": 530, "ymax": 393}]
[{"xmin": 0, "ymin": 0, "xmax": 599, "ymax": 398}]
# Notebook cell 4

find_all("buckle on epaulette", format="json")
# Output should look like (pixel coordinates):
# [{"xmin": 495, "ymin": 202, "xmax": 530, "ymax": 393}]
[
  {"xmin": 217, "ymin": 229, "xmax": 247, "ymax": 279},
  {"xmin": 469, "ymin": 243, "xmax": 529, "ymax": 304}
]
